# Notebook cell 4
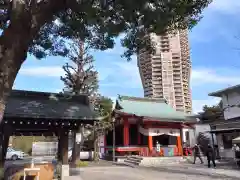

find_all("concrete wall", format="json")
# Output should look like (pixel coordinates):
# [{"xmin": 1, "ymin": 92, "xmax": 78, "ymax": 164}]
[
  {"xmin": 216, "ymin": 134, "xmax": 234, "ymax": 159},
  {"xmin": 222, "ymin": 92, "xmax": 240, "ymax": 120}
]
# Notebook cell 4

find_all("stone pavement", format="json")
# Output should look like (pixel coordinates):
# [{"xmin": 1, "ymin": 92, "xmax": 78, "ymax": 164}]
[{"xmin": 69, "ymin": 163, "xmax": 240, "ymax": 180}]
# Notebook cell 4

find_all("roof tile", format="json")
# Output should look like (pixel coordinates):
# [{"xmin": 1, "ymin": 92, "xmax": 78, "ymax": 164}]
[{"xmin": 115, "ymin": 95, "xmax": 194, "ymax": 122}]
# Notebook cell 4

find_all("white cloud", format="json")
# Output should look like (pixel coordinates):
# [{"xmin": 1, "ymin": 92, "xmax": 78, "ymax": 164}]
[
  {"xmin": 97, "ymin": 67, "xmax": 114, "ymax": 81},
  {"xmin": 191, "ymin": 68, "xmax": 240, "ymax": 86},
  {"xmin": 209, "ymin": 0, "xmax": 240, "ymax": 14},
  {"xmin": 104, "ymin": 47, "xmax": 124, "ymax": 55},
  {"xmin": 99, "ymin": 55, "xmax": 142, "ymax": 89},
  {"xmin": 192, "ymin": 97, "xmax": 221, "ymax": 114},
  {"xmin": 19, "ymin": 66, "xmax": 64, "ymax": 77},
  {"xmin": 19, "ymin": 65, "xmax": 113, "ymax": 82},
  {"xmin": 190, "ymin": 0, "xmax": 240, "ymax": 43}
]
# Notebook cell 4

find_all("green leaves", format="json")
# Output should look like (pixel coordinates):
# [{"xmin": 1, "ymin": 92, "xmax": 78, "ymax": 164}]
[
  {"xmin": 1, "ymin": 0, "xmax": 211, "ymax": 60},
  {"xmin": 199, "ymin": 101, "xmax": 223, "ymax": 122}
]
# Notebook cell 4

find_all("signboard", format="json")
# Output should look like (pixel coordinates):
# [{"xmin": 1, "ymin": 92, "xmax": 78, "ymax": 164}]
[
  {"xmin": 76, "ymin": 133, "xmax": 82, "ymax": 144},
  {"xmin": 98, "ymin": 135, "xmax": 105, "ymax": 158}
]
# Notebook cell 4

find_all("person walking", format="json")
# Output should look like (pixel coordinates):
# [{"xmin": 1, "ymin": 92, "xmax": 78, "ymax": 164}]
[
  {"xmin": 193, "ymin": 144, "xmax": 203, "ymax": 164},
  {"xmin": 206, "ymin": 144, "xmax": 216, "ymax": 168}
]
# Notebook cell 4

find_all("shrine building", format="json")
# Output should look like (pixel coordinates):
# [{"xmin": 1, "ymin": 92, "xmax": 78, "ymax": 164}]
[{"xmin": 103, "ymin": 96, "xmax": 196, "ymax": 157}]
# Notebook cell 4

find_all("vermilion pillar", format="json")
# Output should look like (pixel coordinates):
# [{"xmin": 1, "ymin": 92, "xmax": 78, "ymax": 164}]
[
  {"xmin": 138, "ymin": 133, "xmax": 141, "ymax": 145},
  {"xmin": 177, "ymin": 136, "xmax": 183, "ymax": 155},
  {"xmin": 146, "ymin": 123, "xmax": 153, "ymax": 152},
  {"xmin": 123, "ymin": 118, "xmax": 129, "ymax": 146},
  {"xmin": 177, "ymin": 128, "xmax": 183, "ymax": 156},
  {"xmin": 148, "ymin": 136, "xmax": 153, "ymax": 152}
]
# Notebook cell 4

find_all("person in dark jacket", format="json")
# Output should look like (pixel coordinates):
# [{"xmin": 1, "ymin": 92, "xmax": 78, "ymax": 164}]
[
  {"xmin": 193, "ymin": 144, "xmax": 203, "ymax": 164},
  {"xmin": 206, "ymin": 144, "xmax": 216, "ymax": 168}
]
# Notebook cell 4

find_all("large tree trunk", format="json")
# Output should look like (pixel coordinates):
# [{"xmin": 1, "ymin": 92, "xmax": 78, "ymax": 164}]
[
  {"xmin": 0, "ymin": 24, "xmax": 30, "ymax": 119},
  {"xmin": 0, "ymin": 0, "xmax": 68, "ymax": 116},
  {"xmin": 0, "ymin": 1, "xmax": 66, "ymax": 168},
  {"xmin": 0, "ymin": 20, "xmax": 32, "ymax": 170},
  {"xmin": 0, "ymin": 4, "xmax": 38, "ymax": 118}
]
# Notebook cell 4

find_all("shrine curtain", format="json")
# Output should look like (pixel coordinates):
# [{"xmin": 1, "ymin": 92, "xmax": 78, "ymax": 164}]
[{"xmin": 139, "ymin": 126, "xmax": 180, "ymax": 137}]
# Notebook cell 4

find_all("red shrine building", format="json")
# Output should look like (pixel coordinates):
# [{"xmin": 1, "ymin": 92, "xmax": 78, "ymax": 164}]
[{"xmin": 102, "ymin": 96, "xmax": 196, "ymax": 157}]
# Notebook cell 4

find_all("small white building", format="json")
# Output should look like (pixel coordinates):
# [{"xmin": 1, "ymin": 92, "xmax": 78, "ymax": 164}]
[{"xmin": 209, "ymin": 84, "xmax": 240, "ymax": 159}]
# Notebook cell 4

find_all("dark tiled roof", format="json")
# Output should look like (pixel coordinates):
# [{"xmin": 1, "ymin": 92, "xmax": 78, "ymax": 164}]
[{"xmin": 4, "ymin": 90, "xmax": 96, "ymax": 120}]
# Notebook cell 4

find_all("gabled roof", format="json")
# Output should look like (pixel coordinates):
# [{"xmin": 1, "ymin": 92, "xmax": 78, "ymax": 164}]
[
  {"xmin": 209, "ymin": 84, "xmax": 240, "ymax": 97},
  {"xmin": 114, "ymin": 95, "xmax": 195, "ymax": 122},
  {"xmin": 4, "ymin": 90, "xmax": 97, "ymax": 120}
]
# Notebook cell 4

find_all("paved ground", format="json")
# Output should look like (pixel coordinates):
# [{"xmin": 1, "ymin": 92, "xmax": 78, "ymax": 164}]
[
  {"xmin": 6, "ymin": 157, "xmax": 240, "ymax": 180},
  {"xmin": 75, "ymin": 163, "xmax": 240, "ymax": 180}
]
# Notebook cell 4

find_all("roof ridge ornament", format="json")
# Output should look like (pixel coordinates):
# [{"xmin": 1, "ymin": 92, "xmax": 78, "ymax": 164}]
[
  {"xmin": 119, "ymin": 95, "xmax": 167, "ymax": 103},
  {"xmin": 118, "ymin": 94, "xmax": 122, "ymax": 101}
]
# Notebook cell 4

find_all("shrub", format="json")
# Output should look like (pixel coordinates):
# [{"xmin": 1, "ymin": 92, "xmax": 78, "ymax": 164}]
[
  {"xmin": 0, "ymin": 168, "xmax": 4, "ymax": 180},
  {"xmin": 75, "ymin": 160, "xmax": 88, "ymax": 167}
]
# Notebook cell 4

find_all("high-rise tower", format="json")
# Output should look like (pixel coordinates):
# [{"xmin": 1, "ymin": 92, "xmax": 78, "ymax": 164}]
[{"xmin": 137, "ymin": 30, "xmax": 192, "ymax": 113}]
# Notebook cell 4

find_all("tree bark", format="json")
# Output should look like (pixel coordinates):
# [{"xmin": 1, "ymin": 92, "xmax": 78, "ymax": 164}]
[
  {"xmin": 0, "ymin": 0, "xmax": 68, "ymax": 118},
  {"xmin": 0, "ymin": 24, "xmax": 30, "ymax": 118}
]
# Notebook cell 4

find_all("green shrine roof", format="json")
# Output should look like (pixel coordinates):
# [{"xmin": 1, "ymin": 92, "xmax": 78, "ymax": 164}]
[{"xmin": 114, "ymin": 96, "xmax": 195, "ymax": 122}]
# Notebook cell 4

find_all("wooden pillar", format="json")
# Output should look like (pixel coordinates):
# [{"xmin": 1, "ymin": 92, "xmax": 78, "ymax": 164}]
[
  {"xmin": 137, "ymin": 123, "xmax": 141, "ymax": 145},
  {"xmin": 71, "ymin": 130, "xmax": 77, "ymax": 166},
  {"xmin": 138, "ymin": 133, "xmax": 141, "ymax": 145},
  {"xmin": 177, "ymin": 128, "xmax": 183, "ymax": 156},
  {"xmin": 148, "ymin": 136, "xmax": 153, "ymax": 152},
  {"xmin": 59, "ymin": 130, "xmax": 69, "ymax": 164},
  {"xmin": 123, "ymin": 118, "xmax": 129, "ymax": 146},
  {"xmin": 0, "ymin": 125, "xmax": 11, "ymax": 167},
  {"xmin": 146, "ymin": 123, "xmax": 153, "ymax": 153},
  {"xmin": 57, "ymin": 134, "xmax": 62, "ymax": 162}
]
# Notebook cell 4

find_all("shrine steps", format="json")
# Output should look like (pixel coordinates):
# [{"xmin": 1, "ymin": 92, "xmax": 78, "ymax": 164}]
[
  {"xmin": 119, "ymin": 156, "xmax": 187, "ymax": 167},
  {"xmin": 123, "ymin": 156, "xmax": 143, "ymax": 166}
]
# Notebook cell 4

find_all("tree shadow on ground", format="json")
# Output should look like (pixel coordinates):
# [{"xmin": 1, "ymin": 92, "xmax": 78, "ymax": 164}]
[{"xmin": 145, "ymin": 166, "xmax": 240, "ymax": 180}]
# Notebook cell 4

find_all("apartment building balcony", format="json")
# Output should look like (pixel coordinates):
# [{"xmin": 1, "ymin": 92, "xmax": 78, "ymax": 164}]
[
  {"xmin": 175, "ymin": 97, "xmax": 183, "ymax": 101},
  {"xmin": 152, "ymin": 64, "xmax": 162, "ymax": 68},
  {"xmin": 161, "ymin": 47, "xmax": 170, "ymax": 51},
  {"xmin": 175, "ymin": 93, "xmax": 183, "ymax": 97},
  {"xmin": 185, "ymin": 106, "xmax": 192, "ymax": 109},
  {"xmin": 173, "ymin": 80, "xmax": 182, "ymax": 85},
  {"xmin": 152, "ymin": 83, "xmax": 163, "ymax": 86},
  {"xmin": 173, "ymin": 80, "xmax": 181, "ymax": 83},
  {"xmin": 173, "ymin": 69, "xmax": 181, "ymax": 72},
  {"xmin": 153, "ymin": 73, "xmax": 162, "ymax": 76},
  {"xmin": 173, "ymin": 74, "xmax": 181, "ymax": 78},
  {"xmin": 175, "ymin": 89, "xmax": 183, "ymax": 93},
  {"xmin": 152, "ymin": 58, "xmax": 162, "ymax": 62},
  {"xmin": 153, "ymin": 91, "xmax": 163, "ymax": 96},
  {"xmin": 161, "ymin": 41, "xmax": 169, "ymax": 46},
  {"xmin": 161, "ymin": 36, "xmax": 169, "ymax": 40},
  {"xmin": 174, "ymin": 81, "xmax": 182, "ymax": 84},
  {"xmin": 176, "ymin": 103, "xmax": 184, "ymax": 107}
]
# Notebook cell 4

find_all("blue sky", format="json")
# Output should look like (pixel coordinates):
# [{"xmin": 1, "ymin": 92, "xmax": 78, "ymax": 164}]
[{"xmin": 14, "ymin": 0, "xmax": 240, "ymax": 113}]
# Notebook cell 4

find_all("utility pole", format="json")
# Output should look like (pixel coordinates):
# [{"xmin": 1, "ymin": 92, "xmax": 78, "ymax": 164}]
[{"xmin": 112, "ymin": 118, "xmax": 116, "ymax": 162}]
